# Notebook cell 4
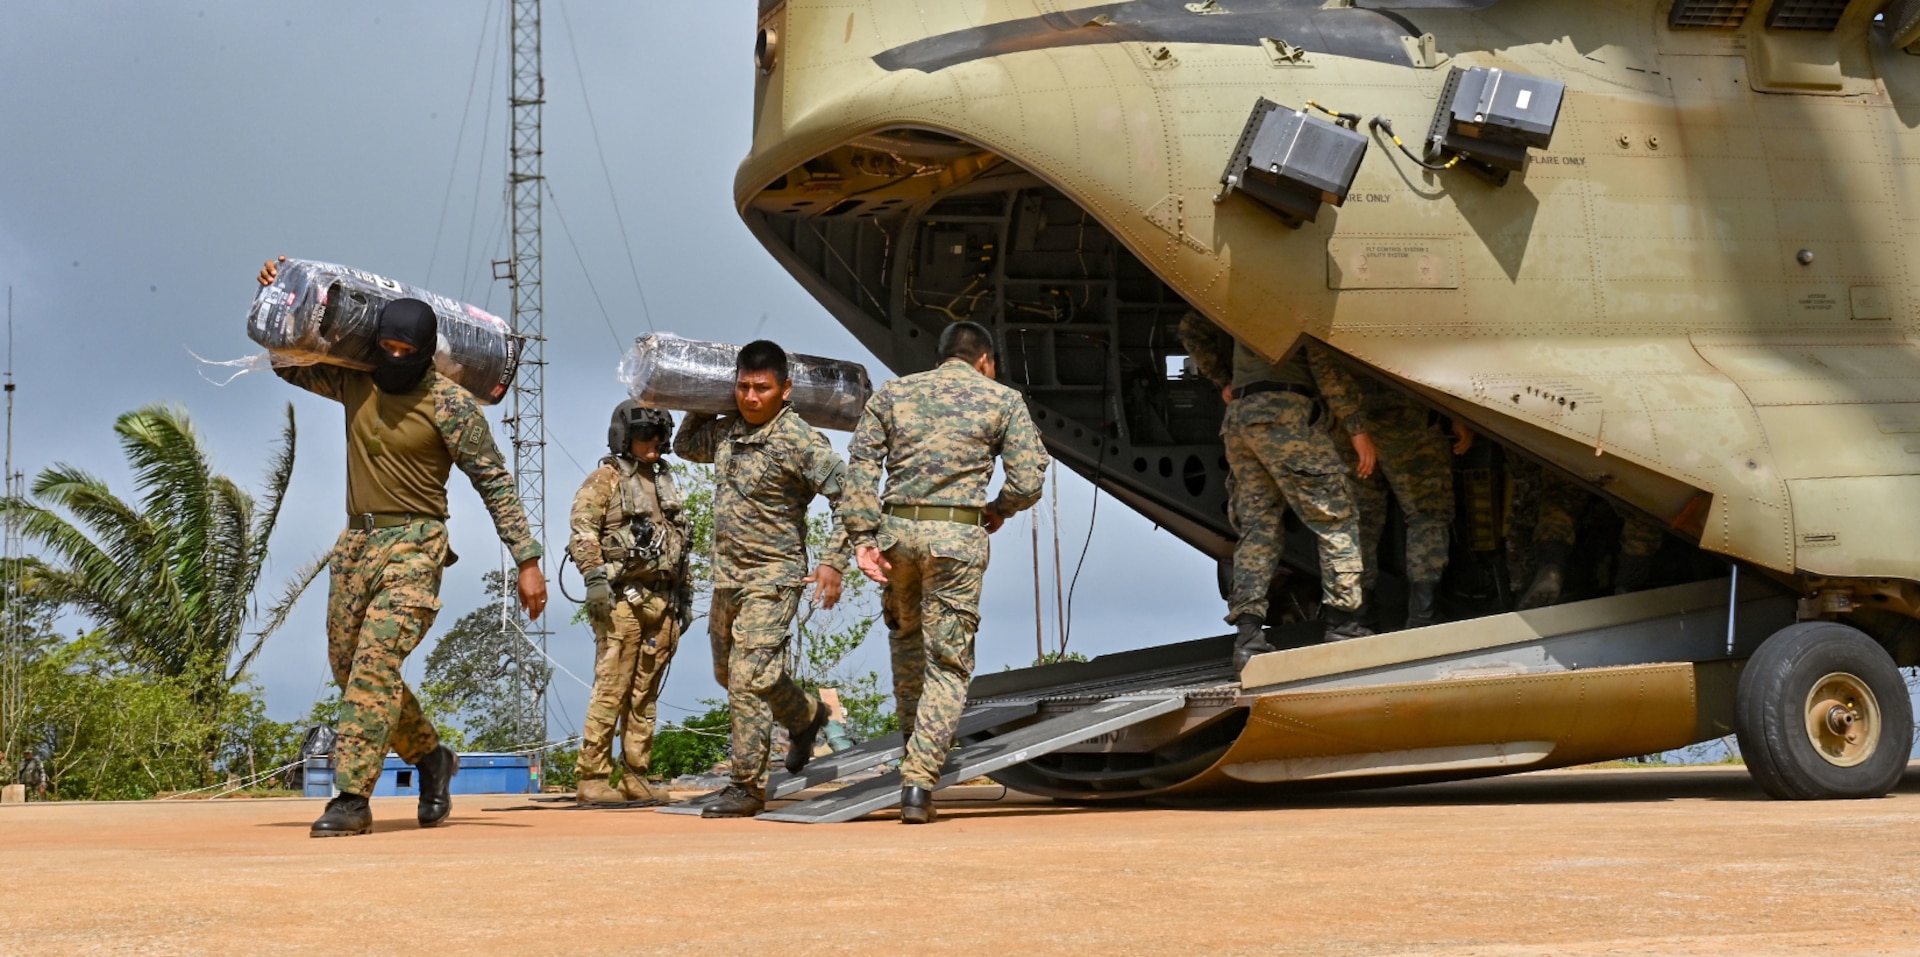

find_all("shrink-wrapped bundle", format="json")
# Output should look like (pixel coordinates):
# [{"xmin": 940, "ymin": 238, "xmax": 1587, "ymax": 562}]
[
  {"xmin": 247, "ymin": 259, "xmax": 521, "ymax": 404},
  {"xmin": 619, "ymin": 333, "xmax": 872, "ymax": 431}
]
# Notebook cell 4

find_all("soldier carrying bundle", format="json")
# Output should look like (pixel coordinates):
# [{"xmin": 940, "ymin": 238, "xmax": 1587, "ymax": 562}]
[{"xmin": 253, "ymin": 256, "xmax": 547, "ymax": 839}]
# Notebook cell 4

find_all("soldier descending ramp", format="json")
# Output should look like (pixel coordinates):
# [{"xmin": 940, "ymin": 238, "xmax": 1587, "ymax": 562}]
[{"xmin": 722, "ymin": 576, "xmax": 1908, "ymax": 823}]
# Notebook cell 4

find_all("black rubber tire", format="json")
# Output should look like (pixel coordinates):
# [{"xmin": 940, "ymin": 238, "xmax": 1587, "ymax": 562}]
[{"xmin": 1735, "ymin": 621, "xmax": 1913, "ymax": 800}]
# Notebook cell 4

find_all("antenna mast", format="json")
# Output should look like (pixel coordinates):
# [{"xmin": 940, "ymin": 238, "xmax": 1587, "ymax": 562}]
[
  {"xmin": 2, "ymin": 288, "xmax": 23, "ymax": 768},
  {"xmin": 506, "ymin": 0, "xmax": 549, "ymax": 738}
]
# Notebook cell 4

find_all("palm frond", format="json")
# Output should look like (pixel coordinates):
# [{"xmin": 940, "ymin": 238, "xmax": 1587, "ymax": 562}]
[
  {"xmin": 228, "ymin": 552, "xmax": 326, "ymax": 682},
  {"xmin": 245, "ymin": 403, "xmax": 298, "ymax": 587}
]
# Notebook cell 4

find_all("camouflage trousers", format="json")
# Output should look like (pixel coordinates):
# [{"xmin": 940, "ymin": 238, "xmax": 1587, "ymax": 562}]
[
  {"xmin": 577, "ymin": 586, "xmax": 679, "ymax": 781},
  {"xmin": 1333, "ymin": 395, "xmax": 1455, "ymax": 587},
  {"xmin": 709, "ymin": 584, "xmax": 819, "ymax": 793},
  {"xmin": 1223, "ymin": 391, "xmax": 1364, "ymax": 622},
  {"xmin": 325, "ymin": 521, "xmax": 448, "ymax": 797},
  {"xmin": 878, "ymin": 515, "xmax": 990, "ymax": 791}
]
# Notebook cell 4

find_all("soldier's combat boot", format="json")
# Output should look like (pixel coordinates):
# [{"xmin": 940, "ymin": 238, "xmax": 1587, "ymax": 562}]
[
  {"xmin": 1613, "ymin": 552, "xmax": 1654, "ymax": 596},
  {"xmin": 1323, "ymin": 606, "xmax": 1375, "ymax": 642},
  {"xmin": 415, "ymin": 744, "xmax": 459, "ymax": 827},
  {"xmin": 784, "ymin": 700, "xmax": 833, "ymax": 775},
  {"xmin": 700, "ymin": 784, "xmax": 765, "ymax": 818},
  {"xmin": 617, "ymin": 774, "xmax": 667, "ymax": 805},
  {"xmin": 575, "ymin": 777, "xmax": 623, "ymax": 806},
  {"xmin": 900, "ymin": 785, "xmax": 937, "ymax": 825},
  {"xmin": 1517, "ymin": 542, "xmax": 1571, "ymax": 610},
  {"xmin": 1231, "ymin": 615, "xmax": 1276, "ymax": 672},
  {"xmin": 310, "ymin": 792, "xmax": 372, "ymax": 838},
  {"xmin": 1403, "ymin": 581, "xmax": 1441, "ymax": 630},
  {"xmin": 1355, "ymin": 589, "xmax": 1381, "ymax": 631}
]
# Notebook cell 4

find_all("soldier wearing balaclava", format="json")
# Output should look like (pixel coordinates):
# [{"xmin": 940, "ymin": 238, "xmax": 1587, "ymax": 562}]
[{"xmin": 255, "ymin": 256, "xmax": 547, "ymax": 839}]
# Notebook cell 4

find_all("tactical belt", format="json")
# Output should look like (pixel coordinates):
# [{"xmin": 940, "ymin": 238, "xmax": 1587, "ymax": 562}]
[
  {"xmin": 347, "ymin": 512, "xmax": 432, "ymax": 531},
  {"xmin": 885, "ymin": 504, "xmax": 985, "ymax": 526},
  {"xmin": 1232, "ymin": 381, "xmax": 1315, "ymax": 401}
]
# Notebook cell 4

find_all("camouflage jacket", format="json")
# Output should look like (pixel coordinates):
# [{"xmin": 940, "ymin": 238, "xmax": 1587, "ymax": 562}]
[
  {"xmin": 844, "ymin": 358, "xmax": 1052, "ymax": 551},
  {"xmin": 276, "ymin": 365, "xmax": 541, "ymax": 565},
  {"xmin": 675, "ymin": 405, "xmax": 850, "ymax": 587},
  {"xmin": 1175, "ymin": 312, "xmax": 1367, "ymax": 437},
  {"xmin": 569, "ymin": 455, "xmax": 688, "ymax": 585}
]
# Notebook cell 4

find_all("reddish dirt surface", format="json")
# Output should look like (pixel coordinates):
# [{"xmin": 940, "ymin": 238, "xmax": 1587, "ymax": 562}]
[{"xmin": 3, "ymin": 764, "xmax": 1919, "ymax": 956}]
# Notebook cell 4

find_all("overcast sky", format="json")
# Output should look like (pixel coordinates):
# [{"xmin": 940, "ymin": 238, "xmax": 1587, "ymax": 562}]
[{"xmin": 0, "ymin": 1, "xmax": 1226, "ymax": 734}]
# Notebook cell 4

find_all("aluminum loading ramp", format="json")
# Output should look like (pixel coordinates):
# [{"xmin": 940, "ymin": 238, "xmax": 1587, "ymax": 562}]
[
  {"xmin": 757, "ymin": 695, "xmax": 1188, "ymax": 824},
  {"xmin": 656, "ymin": 701, "xmax": 1040, "ymax": 816}
]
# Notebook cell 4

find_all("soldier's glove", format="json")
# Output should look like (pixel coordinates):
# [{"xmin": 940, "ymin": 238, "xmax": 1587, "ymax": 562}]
[{"xmin": 584, "ymin": 568, "xmax": 614, "ymax": 631}]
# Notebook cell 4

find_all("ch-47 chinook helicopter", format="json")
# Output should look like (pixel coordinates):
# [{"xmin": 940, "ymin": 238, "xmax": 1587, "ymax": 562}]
[{"xmin": 670, "ymin": 0, "xmax": 1920, "ymax": 822}]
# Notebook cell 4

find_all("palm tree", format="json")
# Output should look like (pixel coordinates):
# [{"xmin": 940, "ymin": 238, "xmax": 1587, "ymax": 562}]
[{"xmin": 0, "ymin": 403, "xmax": 322, "ymax": 734}]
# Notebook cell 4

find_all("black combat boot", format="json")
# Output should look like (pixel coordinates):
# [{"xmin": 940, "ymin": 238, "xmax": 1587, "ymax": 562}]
[
  {"xmin": 310, "ymin": 792, "xmax": 372, "ymax": 838},
  {"xmin": 1231, "ymin": 614, "xmax": 1276, "ymax": 672},
  {"xmin": 1322, "ymin": 606, "xmax": 1375, "ymax": 642},
  {"xmin": 415, "ymin": 744, "xmax": 459, "ymax": 827},
  {"xmin": 1613, "ymin": 552, "xmax": 1654, "ymax": 595},
  {"xmin": 1517, "ymin": 541, "xmax": 1571, "ymax": 610},
  {"xmin": 784, "ymin": 700, "xmax": 833, "ymax": 775},
  {"xmin": 900, "ymin": 785, "xmax": 937, "ymax": 825},
  {"xmin": 700, "ymin": 784, "xmax": 765, "ymax": 818},
  {"xmin": 1356, "ymin": 588, "xmax": 1381, "ymax": 631},
  {"xmin": 1403, "ymin": 581, "xmax": 1440, "ymax": 630}
]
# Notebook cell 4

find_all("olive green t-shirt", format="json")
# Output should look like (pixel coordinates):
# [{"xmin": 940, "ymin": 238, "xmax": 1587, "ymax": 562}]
[
  {"xmin": 273, "ymin": 364, "xmax": 542, "ymax": 565},
  {"xmin": 341, "ymin": 372, "xmax": 453, "ymax": 518}
]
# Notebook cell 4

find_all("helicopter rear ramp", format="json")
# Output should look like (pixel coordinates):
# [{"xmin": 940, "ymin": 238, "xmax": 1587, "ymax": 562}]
[{"xmin": 757, "ymin": 578, "xmax": 1797, "ymax": 821}]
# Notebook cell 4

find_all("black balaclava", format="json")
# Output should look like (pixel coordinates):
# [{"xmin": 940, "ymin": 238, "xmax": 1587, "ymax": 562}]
[{"xmin": 371, "ymin": 298, "xmax": 437, "ymax": 394}]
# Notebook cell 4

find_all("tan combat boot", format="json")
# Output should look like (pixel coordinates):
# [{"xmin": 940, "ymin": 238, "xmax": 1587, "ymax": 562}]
[
  {"xmin": 575, "ymin": 777, "xmax": 623, "ymax": 805},
  {"xmin": 617, "ymin": 774, "xmax": 667, "ymax": 805}
]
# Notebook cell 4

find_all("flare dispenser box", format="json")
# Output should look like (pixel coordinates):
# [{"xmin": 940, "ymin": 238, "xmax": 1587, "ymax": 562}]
[
  {"xmin": 248, "ymin": 259, "xmax": 521, "ymax": 404},
  {"xmin": 619, "ymin": 333, "xmax": 873, "ymax": 431}
]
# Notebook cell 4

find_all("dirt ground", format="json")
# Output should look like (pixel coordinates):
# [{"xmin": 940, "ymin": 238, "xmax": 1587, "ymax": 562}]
[{"xmin": 3, "ymin": 764, "xmax": 1919, "ymax": 957}]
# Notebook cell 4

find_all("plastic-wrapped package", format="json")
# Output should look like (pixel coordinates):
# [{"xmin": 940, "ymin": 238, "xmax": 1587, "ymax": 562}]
[
  {"xmin": 247, "ymin": 259, "xmax": 521, "ymax": 404},
  {"xmin": 619, "ymin": 333, "xmax": 873, "ymax": 431}
]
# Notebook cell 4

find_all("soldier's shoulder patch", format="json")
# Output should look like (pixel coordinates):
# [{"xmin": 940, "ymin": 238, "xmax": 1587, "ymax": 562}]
[
  {"xmin": 456, "ymin": 416, "xmax": 494, "ymax": 458},
  {"xmin": 807, "ymin": 455, "xmax": 843, "ymax": 487}
]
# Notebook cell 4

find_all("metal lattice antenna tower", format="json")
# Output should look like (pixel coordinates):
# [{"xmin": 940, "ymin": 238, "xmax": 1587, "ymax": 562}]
[
  {"xmin": 2, "ymin": 288, "xmax": 24, "ymax": 767},
  {"xmin": 507, "ymin": 0, "xmax": 549, "ymax": 738}
]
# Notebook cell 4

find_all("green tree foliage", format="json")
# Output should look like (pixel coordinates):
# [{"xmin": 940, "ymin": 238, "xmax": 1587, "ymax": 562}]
[
  {"xmin": 648, "ymin": 705, "xmax": 731, "ymax": 780},
  {"xmin": 421, "ymin": 570, "xmax": 550, "ymax": 752},
  {"xmin": 1, "ymin": 405, "xmax": 320, "ymax": 694},
  {"xmin": 1, "ymin": 404, "xmax": 322, "ymax": 782},
  {"xmin": 5, "ymin": 595, "xmax": 299, "ymax": 800}
]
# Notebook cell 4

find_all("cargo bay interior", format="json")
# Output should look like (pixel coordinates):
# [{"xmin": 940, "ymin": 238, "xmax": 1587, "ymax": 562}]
[{"xmin": 741, "ymin": 136, "xmax": 1728, "ymax": 633}]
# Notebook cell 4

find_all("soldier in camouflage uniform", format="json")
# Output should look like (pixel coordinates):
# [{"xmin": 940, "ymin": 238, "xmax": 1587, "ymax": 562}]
[
  {"xmin": 568, "ymin": 401, "xmax": 691, "ymax": 806},
  {"xmin": 1510, "ymin": 459, "xmax": 1665, "ymax": 609},
  {"xmin": 1177, "ymin": 312, "xmax": 1372, "ymax": 668},
  {"xmin": 257, "ymin": 257, "xmax": 545, "ymax": 839},
  {"xmin": 847, "ymin": 321, "xmax": 1049, "ymax": 825},
  {"xmin": 675, "ymin": 340, "xmax": 848, "ymax": 819},
  {"xmin": 1330, "ymin": 387, "xmax": 1474, "ymax": 630}
]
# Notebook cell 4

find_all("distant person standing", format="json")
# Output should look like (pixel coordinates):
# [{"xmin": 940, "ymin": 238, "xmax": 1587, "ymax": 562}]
[
  {"xmin": 17, "ymin": 750, "xmax": 48, "ymax": 800},
  {"xmin": 847, "ymin": 321, "xmax": 1049, "ymax": 824},
  {"xmin": 568, "ymin": 401, "xmax": 691, "ymax": 806},
  {"xmin": 676, "ymin": 340, "xmax": 848, "ymax": 819},
  {"xmin": 256, "ymin": 257, "xmax": 546, "ymax": 838}
]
